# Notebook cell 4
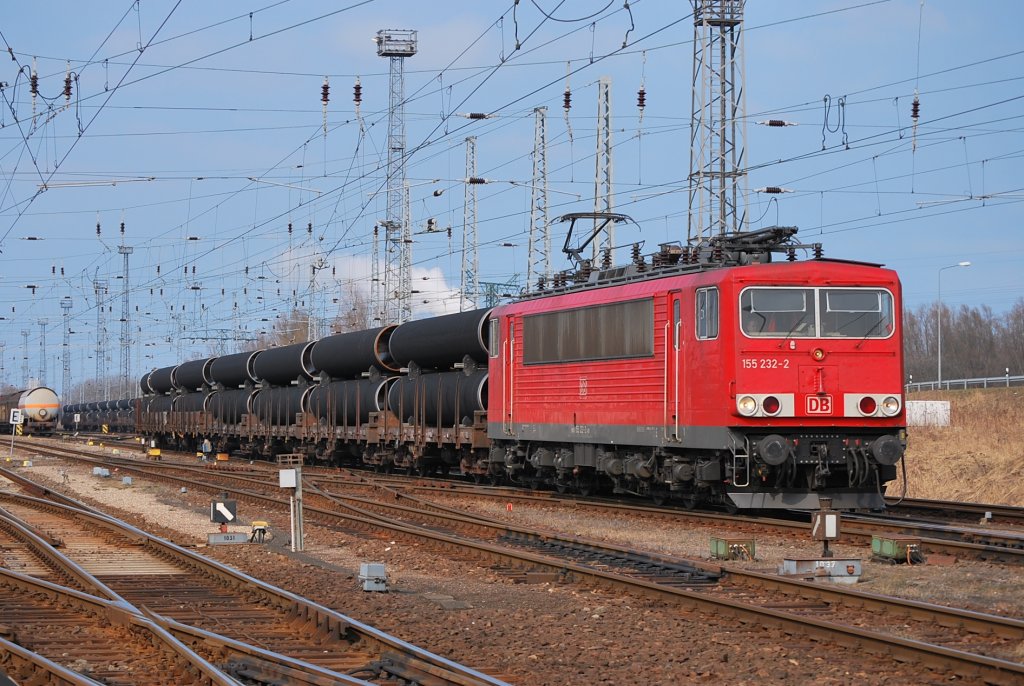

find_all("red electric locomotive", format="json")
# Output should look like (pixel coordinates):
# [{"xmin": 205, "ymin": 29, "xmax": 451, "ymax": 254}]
[{"xmin": 485, "ymin": 224, "xmax": 905, "ymax": 510}]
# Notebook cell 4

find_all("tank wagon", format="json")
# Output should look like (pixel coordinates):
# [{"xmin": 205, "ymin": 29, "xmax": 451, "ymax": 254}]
[
  {"xmin": 117, "ymin": 225, "xmax": 904, "ymax": 510},
  {"xmin": 1, "ymin": 387, "xmax": 60, "ymax": 435}
]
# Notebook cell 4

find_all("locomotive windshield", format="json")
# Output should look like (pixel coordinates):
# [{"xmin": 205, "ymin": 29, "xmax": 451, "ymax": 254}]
[{"xmin": 740, "ymin": 287, "xmax": 893, "ymax": 339}]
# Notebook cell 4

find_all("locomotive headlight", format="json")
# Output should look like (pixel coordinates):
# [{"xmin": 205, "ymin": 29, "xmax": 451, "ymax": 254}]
[
  {"xmin": 737, "ymin": 396, "xmax": 757, "ymax": 416},
  {"xmin": 881, "ymin": 396, "xmax": 901, "ymax": 416},
  {"xmin": 761, "ymin": 395, "xmax": 781, "ymax": 416}
]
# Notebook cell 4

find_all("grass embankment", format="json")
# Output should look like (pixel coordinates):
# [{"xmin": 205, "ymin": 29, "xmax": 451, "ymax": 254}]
[{"xmin": 894, "ymin": 388, "xmax": 1024, "ymax": 506}]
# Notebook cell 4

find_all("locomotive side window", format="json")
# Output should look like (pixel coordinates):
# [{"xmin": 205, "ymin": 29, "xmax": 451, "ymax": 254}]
[
  {"xmin": 696, "ymin": 287, "xmax": 719, "ymax": 340},
  {"xmin": 820, "ymin": 289, "xmax": 893, "ymax": 338},
  {"xmin": 740, "ymin": 288, "xmax": 814, "ymax": 337},
  {"xmin": 673, "ymin": 299, "xmax": 681, "ymax": 350},
  {"xmin": 488, "ymin": 318, "xmax": 500, "ymax": 358},
  {"xmin": 522, "ymin": 298, "xmax": 654, "ymax": 364}
]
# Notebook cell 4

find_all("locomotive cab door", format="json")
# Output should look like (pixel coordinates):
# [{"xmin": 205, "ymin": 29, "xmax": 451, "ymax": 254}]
[{"xmin": 664, "ymin": 291, "xmax": 683, "ymax": 441}]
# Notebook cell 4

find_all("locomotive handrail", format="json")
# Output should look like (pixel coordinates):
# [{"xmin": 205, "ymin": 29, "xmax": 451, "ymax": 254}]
[{"xmin": 662, "ymin": 321, "xmax": 670, "ymax": 441}]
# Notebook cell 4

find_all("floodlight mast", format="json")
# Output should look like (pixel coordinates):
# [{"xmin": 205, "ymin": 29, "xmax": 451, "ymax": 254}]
[{"xmin": 375, "ymin": 29, "xmax": 418, "ymax": 324}]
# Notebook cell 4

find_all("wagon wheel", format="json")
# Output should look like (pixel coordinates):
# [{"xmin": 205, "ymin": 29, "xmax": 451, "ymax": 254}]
[
  {"xmin": 651, "ymin": 486, "xmax": 670, "ymax": 507},
  {"xmin": 680, "ymin": 492, "xmax": 699, "ymax": 510},
  {"xmin": 555, "ymin": 480, "xmax": 569, "ymax": 494}
]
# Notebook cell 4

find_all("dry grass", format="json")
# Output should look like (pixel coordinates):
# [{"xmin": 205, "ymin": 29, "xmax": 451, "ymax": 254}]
[{"xmin": 894, "ymin": 388, "xmax": 1024, "ymax": 506}]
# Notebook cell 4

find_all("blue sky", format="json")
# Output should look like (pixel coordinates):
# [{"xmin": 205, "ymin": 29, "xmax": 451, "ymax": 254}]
[{"xmin": 1, "ymin": 0, "xmax": 1022, "ymax": 394}]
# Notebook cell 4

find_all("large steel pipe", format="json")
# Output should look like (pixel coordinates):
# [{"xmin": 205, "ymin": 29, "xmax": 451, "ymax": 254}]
[
  {"xmin": 210, "ymin": 388, "xmax": 257, "ymax": 424},
  {"xmin": 307, "ymin": 379, "xmax": 389, "ymax": 424},
  {"xmin": 173, "ymin": 391, "xmax": 214, "ymax": 413},
  {"xmin": 387, "ymin": 369, "xmax": 487, "ymax": 426},
  {"xmin": 310, "ymin": 325, "xmax": 399, "ymax": 379},
  {"xmin": 209, "ymin": 351, "xmax": 261, "ymax": 389},
  {"xmin": 148, "ymin": 366, "xmax": 177, "ymax": 394},
  {"xmin": 251, "ymin": 386, "xmax": 311, "ymax": 426},
  {"xmin": 139, "ymin": 371, "xmax": 154, "ymax": 395},
  {"xmin": 115, "ymin": 398, "xmax": 133, "ymax": 411},
  {"xmin": 173, "ymin": 357, "xmax": 215, "ymax": 391},
  {"xmin": 253, "ymin": 342, "xmax": 317, "ymax": 386},
  {"xmin": 145, "ymin": 395, "xmax": 173, "ymax": 413},
  {"xmin": 388, "ymin": 308, "xmax": 492, "ymax": 369}
]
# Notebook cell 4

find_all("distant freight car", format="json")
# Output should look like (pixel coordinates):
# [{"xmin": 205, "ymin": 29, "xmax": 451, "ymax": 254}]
[{"xmin": 0, "ymin": 386, "xmax": 60, "ymax": 435}]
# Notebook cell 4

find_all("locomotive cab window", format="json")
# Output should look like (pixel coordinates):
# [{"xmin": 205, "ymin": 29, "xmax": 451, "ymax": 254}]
[
  {"xmin": 820, "ymin": 289, "xmax": 893, "ymax": 338},
  {"xmin": 740, "ymin": 288, "xmax": 814, "ymax": 337},
  {"xmin": 696, "ymin": 287, "xmax": 719, "ymax": 340},
  {"xmin": 739, "ymin": 286, "xmax": 895, "ymax": 339}
]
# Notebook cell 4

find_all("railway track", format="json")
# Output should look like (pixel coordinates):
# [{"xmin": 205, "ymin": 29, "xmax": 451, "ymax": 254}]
[
  {"xmin": 0, "ymin": 485, "xmax": 509, "ymax": 685},
  {"xmin": 17, "ymin": 439, "xmax": 1024, "ymax": 564},
  {"xmin": 10, "ymin": 446, "xmax": 1024, "ymax": 684},
  {"xmin": 887, "ymin": 497, "xmax": 1024, "ymax": 527}
]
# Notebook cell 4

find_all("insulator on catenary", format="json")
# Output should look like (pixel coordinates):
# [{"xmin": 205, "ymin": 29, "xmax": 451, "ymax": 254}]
[
  {"xmin": 755, "ymin": 186, "xmax": 793, "ymax": 194},
  {"xmin": 637, "ymin": 87, "xmax": 646, "ymax": 110},
  {"xmin": 30, "ymin": 69, "xmax": 38, "ymax": 97},
  {"xmin": 911, "ymin": 96, "xmax": 920, "ymax": 121},
  {"xmin": 96, "ymin": 221, "xmax": 101, "ymax": 236},
  {"xmin": 353, "ymin": 77, "xmax": 362, "ymax": 104},
  {"xmin": 563, "ymin": 87, "xmax": 571, "ymax": 111},
  {"xmin": 307, "ymin": 221, "xmax": 312, "ymax": 234},
  {"xmin": 321, "ymin": 77, "xmax": 329, "ymax": 105},
  {"xmin": 63, "ymin": 61, "xmax": 72, "ymax": 102},
  {"xmin": 758, "ymin": 119, "xmax": 798, "ymax": 127},
  {"xmin": 288, "ymin": 222, "xmax": 293, "ymax": 235}
]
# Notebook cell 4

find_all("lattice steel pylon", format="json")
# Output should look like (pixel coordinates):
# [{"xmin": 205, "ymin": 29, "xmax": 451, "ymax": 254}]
[
  {"xmin": 526, "ymin": 107, "xmax": 550, "ymax": 292},
  {"xmin": 375, "ymin": 29, "xmax": 417, "ymax": 324},
  {"xmin": 37, "ymin": 319, "xmax": 48, "ymax": 385},
  {"xmin": 592, "ymin": 77, "xmax": 614, "ymax": 262},
  {"xmin": 688, "ymin": 0, "xmax": 748, "ymax": 244},
  {"xmin": 20, "ymin": 329, "xmax": 30, "ymax": 387},
  {"xmin": 92, "ymin": 279, "xmax": 108, "ymax": 399},
  {"xmin": 370, "ymin": 224, "xmax": 382, "ymax": 324},
  {"xmin": 461, "ymin": 136, "xmax": 478, "ymax": 311},
  {"xmin": 61, "ymin": 297, "xmax": 72, "ymax": 400},
  {"xmin": 118, "ymin": 243, "xmax": 133, "ymax": 398}
]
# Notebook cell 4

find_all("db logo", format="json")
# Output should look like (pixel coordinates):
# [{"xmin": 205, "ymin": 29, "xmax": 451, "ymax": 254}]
[{"xmin": 806, "ymin": 395, "xmax": 833, "ymax": 414}]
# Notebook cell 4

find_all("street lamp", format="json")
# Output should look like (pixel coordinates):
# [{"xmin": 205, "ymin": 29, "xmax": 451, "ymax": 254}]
[{"xmin": 937, "ymin": 261, "xmax": 971, "ymax": 387}]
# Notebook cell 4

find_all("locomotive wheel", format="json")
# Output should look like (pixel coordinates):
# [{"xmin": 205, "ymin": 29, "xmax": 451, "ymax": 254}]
[
  {"xmin": 651, "ymin": 487, "xmax": 669, "ymax": 506},
  {"xmin": 681, "ymin": 493, "xmax": 699, "ymax": 510},
  {"xmin": 555, "ymin": 481, "xmax": 569, "ymax": 494}
]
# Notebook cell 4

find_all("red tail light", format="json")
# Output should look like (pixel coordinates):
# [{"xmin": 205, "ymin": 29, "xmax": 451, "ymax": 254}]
[
  {"xmin": 762, "ymin": 396, "xmax": 781, "ymax": 415},
  {"xmin": 859, "ymin": 396, "xmax": 877, "ymax": 415}
]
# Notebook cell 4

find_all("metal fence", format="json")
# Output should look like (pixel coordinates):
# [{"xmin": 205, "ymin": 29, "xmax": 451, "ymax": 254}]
[{"xmin": 906, "ymin": 374, "xmax": 1024, "ymax": 393}]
